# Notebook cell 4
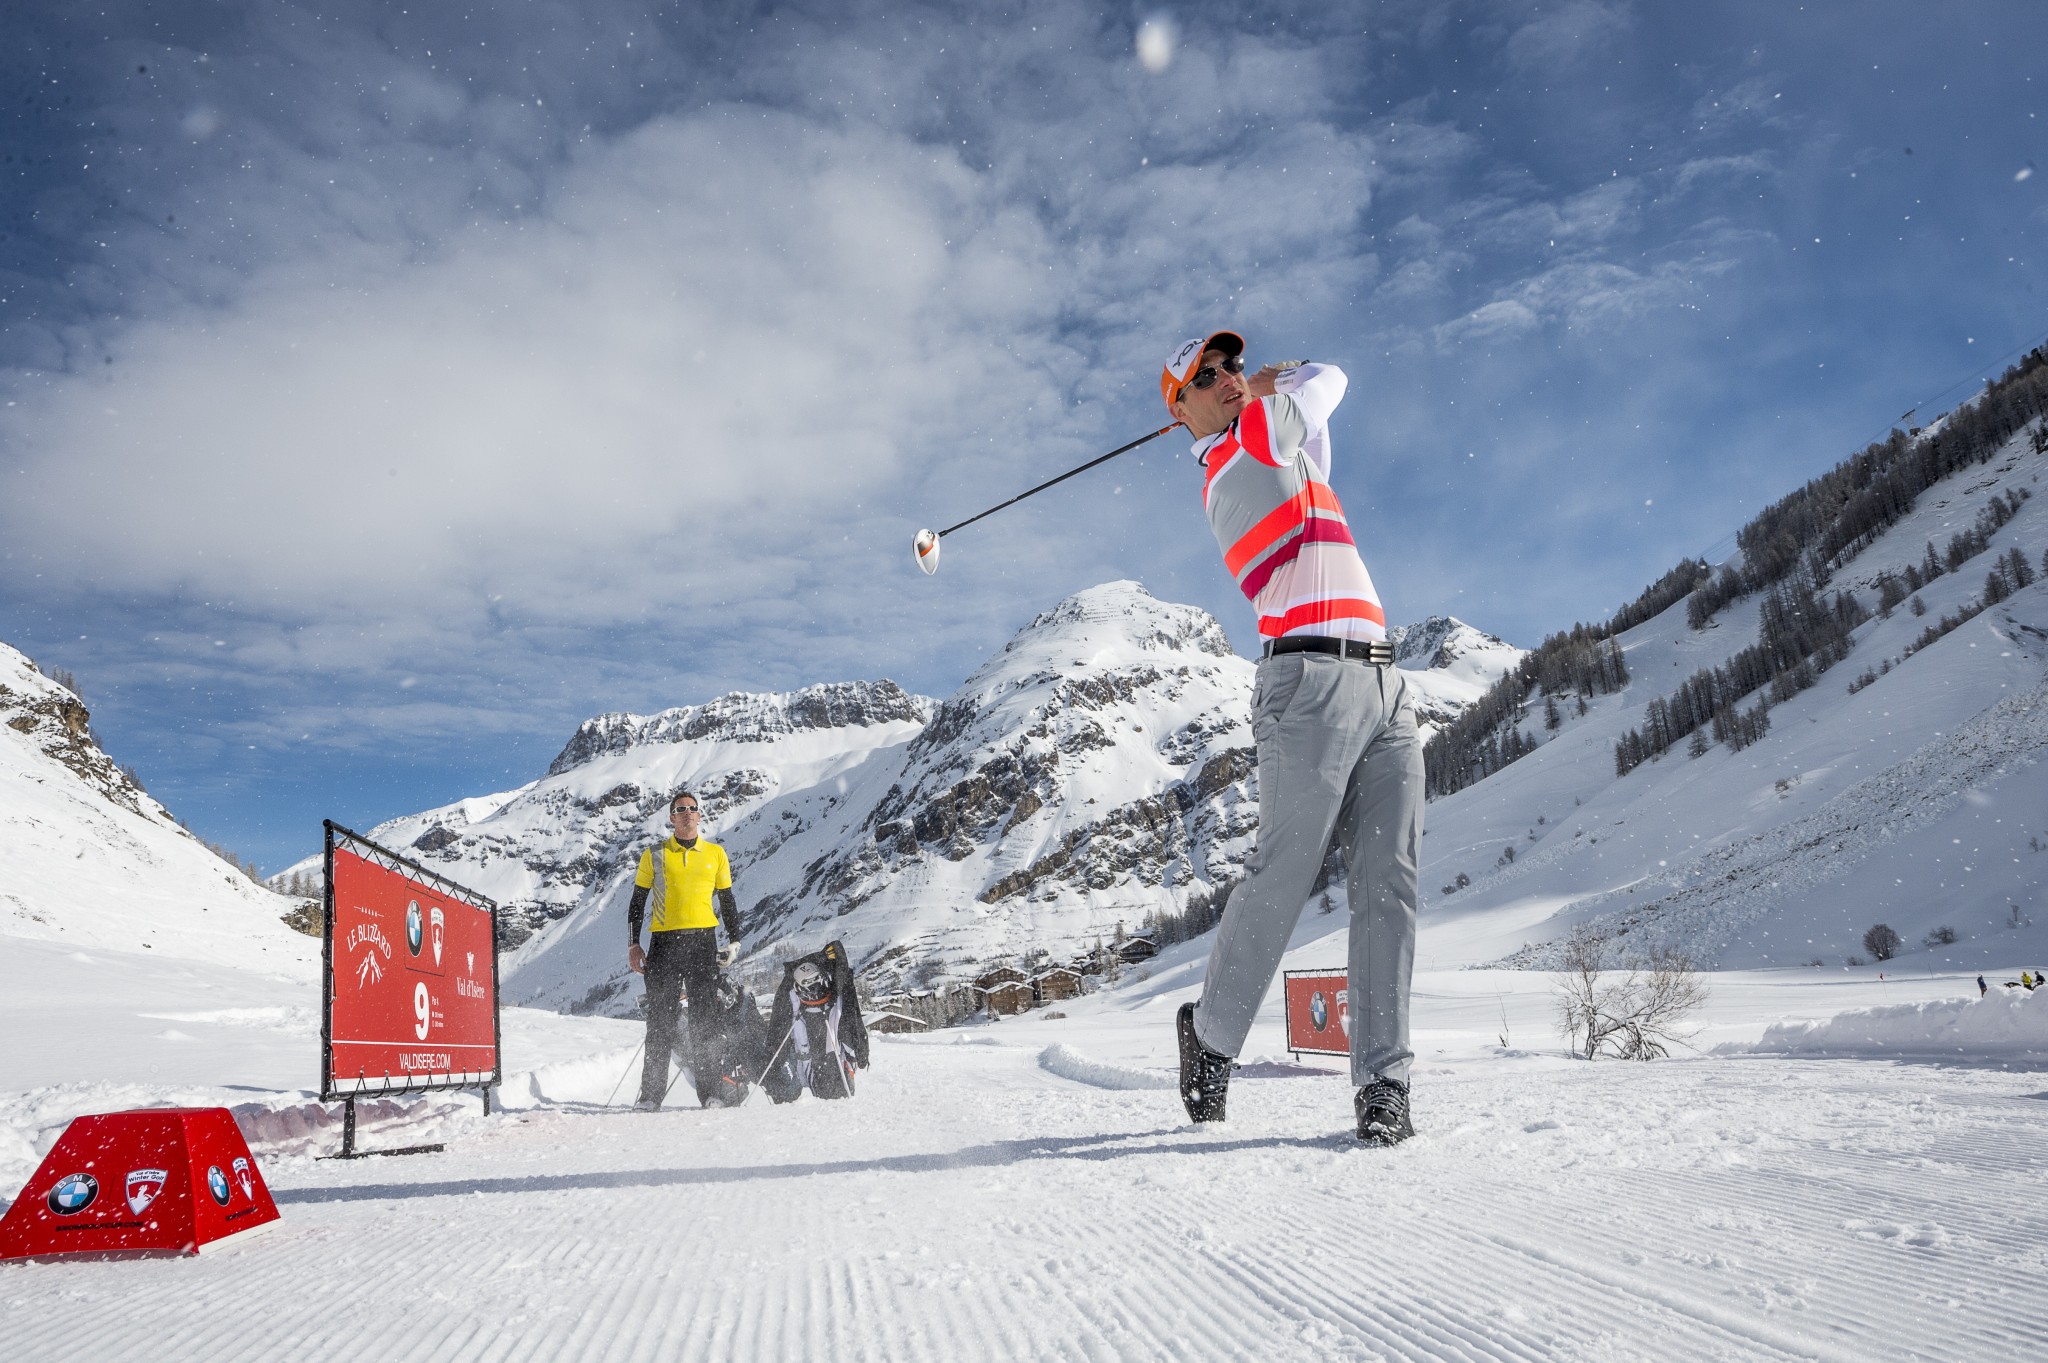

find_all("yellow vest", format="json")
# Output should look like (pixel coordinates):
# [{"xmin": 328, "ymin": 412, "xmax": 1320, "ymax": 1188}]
[{"xmin": 635, "ymin": 837, "xmax": 732, "ymax": 932}]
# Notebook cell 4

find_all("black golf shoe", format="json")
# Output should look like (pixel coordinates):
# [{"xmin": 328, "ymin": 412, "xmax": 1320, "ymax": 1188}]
[
  {"xmin": 1355, "ymin": 1077, "xmax": 1413, "ymax": 1146},
  {"xmin": 1177, "ymin": 1002, "xmax": 1233, "ymax": 1123}
]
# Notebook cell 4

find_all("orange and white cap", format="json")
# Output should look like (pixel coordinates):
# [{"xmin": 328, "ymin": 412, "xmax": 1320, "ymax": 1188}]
[{"xmin": 1160, "ymin": 330, "xmax": 1246, "ymax": 412}]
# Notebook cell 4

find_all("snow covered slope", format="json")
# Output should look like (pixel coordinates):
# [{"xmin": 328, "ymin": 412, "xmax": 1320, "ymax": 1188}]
[
  {"xmin": 0, "ymin": 642, "xmax": 315, "ymax": 975},
  {"xmin": 1412, "ymin": 422, "xmax": 2048, "ymax": 973}
]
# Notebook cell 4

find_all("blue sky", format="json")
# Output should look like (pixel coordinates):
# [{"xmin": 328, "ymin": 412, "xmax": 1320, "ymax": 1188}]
[{"xmin": 3, "ymin": 0, "xmax": 2045, "ymax": 872}]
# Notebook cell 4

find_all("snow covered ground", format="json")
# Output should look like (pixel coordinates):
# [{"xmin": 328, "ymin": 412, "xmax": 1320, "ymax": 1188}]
[{"xmin": 5, "ymin": 914, "xmax": 2047, "ymax": 1362}]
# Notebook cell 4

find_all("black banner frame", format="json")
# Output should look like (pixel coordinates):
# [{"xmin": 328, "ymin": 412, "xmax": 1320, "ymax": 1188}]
[{"xmin": 319, "ymin": 820, "xmax": 504, "ymax": 1156}]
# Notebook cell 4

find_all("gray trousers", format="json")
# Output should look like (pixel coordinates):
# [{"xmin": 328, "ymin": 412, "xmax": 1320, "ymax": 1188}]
[{"xmin": 1192, "ymin": 652, "xmax": 1424, "ymax": 1085}]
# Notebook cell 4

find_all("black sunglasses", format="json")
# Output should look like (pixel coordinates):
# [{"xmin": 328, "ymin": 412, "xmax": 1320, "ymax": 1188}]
[{"xmin": 1183, "ymin": 353, "xmax": 1246, "ymax": 394}]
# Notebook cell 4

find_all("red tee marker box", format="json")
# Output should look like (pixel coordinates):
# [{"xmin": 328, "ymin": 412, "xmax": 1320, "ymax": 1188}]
[{"xmin": 0, "ymin": 1107, "xmax": 280, "ymax": 1261}]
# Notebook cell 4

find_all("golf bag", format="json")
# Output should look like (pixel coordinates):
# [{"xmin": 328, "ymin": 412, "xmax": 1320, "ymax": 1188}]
[
  {"xmin": 762, "ymin": 940, "xmax": 870, "ymax": 1103},
  {"xmin": 684, "ymin": 974, "xmax": 774, "ymax": 1108}
]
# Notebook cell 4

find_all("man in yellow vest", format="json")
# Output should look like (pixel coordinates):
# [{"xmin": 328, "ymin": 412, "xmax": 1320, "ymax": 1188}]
[{"xmin": 627, "ymin": 790, "xmax": 743, "ymax": 1109}]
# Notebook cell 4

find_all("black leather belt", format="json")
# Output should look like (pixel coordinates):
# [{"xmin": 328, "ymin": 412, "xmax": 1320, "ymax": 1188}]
[{"xmin": 1262, "ymin": 636, "xmax": 1395, "ymax": 665}]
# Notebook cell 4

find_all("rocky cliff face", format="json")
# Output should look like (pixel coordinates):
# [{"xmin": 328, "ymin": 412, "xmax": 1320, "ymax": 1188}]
[
  {"xmin": 278, "ymin": 583, "xmax": 1522, "ymax": 1015},
  {"xmin": 1, "ymin": 664, "xmax": 151, "ymax": 816},
  {"xmin": 547, "ymin": 681, "xmax": 933, "ymax": 775},
  {"xmin": 731, "ymin": 582, "xmax": 1266, "ymax": 1000}
]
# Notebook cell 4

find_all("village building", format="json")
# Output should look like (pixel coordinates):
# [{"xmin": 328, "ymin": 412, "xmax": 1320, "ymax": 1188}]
[
  {"xmin": 869, "ymin": 985, "xmax": 980, "ymax": 1032},
  {"xmin": 1032, "ymin": 967, "xmax": 1083, "ymax": 1005},
  {"xmin": 973, "ymin": 965, "xmax": 1030, "ymax": 992},
  {"xmin": 867, "ymin": 1011, "xmax": 928, "ymax": 1035},
  {"xmin": 1116, "ymin": 937, "xmax": 1160, "ymax": 964},
  {"xmin": 978, "ymin": 979, "xmax": 1034, "ymax": 1017}
]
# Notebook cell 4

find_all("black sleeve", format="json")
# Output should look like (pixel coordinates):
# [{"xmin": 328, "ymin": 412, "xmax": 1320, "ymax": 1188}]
[
  {"xmin": 627, "ymin": 884, "xmax": 649, "ymax": 943},
  {"xmin": 717, "ymin": 888, "xmax": 741, "ymax": 939}
]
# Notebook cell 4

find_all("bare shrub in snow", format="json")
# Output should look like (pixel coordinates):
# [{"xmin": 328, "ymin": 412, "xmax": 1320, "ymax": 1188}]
[
  {"xmin": 1553, "ymin": 925, "xmax": 1709, "ymax": 1061},
  {"xmin": 1924, "ymin": 925, "xmax": 1959, "ymax": 947},
  {"xmin": 1862, "ymin": 923, "xmax": 1903, "ymax": 961}
]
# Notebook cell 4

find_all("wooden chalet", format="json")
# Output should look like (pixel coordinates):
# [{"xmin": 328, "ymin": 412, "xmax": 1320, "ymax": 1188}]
[
  {"xmin": 1032, "ymin": 967, "xmax": 1083, "ymax": 1004},
  {"xmin": 978, "ymin": 979, "xmax": 1034, "ymax": 1017},
  {"xmin": 1116, "ymin": 937, "xmax": 1160, "ymax": 964},
  {"xmin": 973, "ymin": 965, "xmax": 1030, "ymax": 992},
  {"xmin": 867, "ymin": 1010, "xmax": 929, "ymax": 1035}
]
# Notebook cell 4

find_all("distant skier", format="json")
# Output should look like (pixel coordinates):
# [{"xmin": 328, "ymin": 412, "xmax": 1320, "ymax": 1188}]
[
  {"xmin": 626, "ymin": 791, "xmax": 745, "ymax": 1109},
  {"xmin": 1160, "ymin": 330, "xmax": 1424, "ymax": 1146},
  {"xmin": 1979, "ymin": 974, "xmax": 1988, "ymax": 998}
]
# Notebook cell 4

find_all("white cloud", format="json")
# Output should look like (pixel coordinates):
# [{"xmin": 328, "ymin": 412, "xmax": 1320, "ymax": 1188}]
[
  {"xmin": 1433, "ymin": 258, "xmax": 1710, "ymax": 347},
  {"xmin": 1690, "ymin": 77, "xmax": 1790, "ymax": 134},
  {"xmin": 1480, "ymin": 178, "xmax": 1641, "ymax": 249},
  {"xmin": 1502, "ymin": 0, "xmax": 1632, "ymax": 72},
  {"xmin": 7, "ymin": 112, "xmax": 1026, "ymax": 620}
]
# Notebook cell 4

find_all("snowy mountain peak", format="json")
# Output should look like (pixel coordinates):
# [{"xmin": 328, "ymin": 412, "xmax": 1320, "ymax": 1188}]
[
  {"xmin": 548, "ymin": 680, "xmax": 935, "ymax": 776},
  {"xmin": 998, "ymin": 581, "xmax": 1233, "ymax": 665},
  {"xmin": 1388, "ymin": 615, "xmax": 1508, "ymax": 670}
]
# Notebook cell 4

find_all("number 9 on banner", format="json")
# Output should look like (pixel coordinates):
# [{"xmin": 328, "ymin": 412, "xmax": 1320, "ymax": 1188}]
[{"xmin": 413, "ymin": 981, "xmax": 431, "ymax": 1040}]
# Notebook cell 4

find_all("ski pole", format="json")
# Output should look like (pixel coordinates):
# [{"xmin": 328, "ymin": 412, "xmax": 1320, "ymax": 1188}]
[
  {"xmin": 657, "ymin": 983, "xmax": 698, "ymax": 1106},
  {"xmin": 659, "ymin": 1051, "xmax": 691, "ymax": 1106},
  {"xmin": 605, "ymin": 1040, "xmax": 645, "ymax": 1108},
  {"xmin": 913, "ymin": 423, "xmax": 1180, "ymax": 574},
  {"xmin": 758, "ymin": 1021, "xmax": 797, "ymax": 1082}
]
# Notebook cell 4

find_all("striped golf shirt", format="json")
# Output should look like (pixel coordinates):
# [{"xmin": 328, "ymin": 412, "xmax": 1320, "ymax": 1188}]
[{"xmin": 1196, "ymin": 363, "xmax": 1386, "ymax": 642}]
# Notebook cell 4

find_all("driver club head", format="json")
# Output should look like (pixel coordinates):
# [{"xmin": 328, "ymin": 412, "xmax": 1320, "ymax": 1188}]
[{"xmin": 913, "ymin": 528, "xmax": 941, "ymax": 575}]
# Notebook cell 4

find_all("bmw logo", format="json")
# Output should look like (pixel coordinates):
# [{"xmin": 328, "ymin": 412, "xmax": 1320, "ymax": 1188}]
[
  {"xmin": 207, "ymin": 1165, "xmax": 232, "ymax": 1206},
  {"xmin": 406, "ymin": 901, "xmax": 423, "ymax": 956},
  {"xmin": 1309, "ymin": 991, "xmax": 1329, "ymax": 1031},
  {"xmin": 47, "ymin": 1172, "xmax": 98, "ymax": 1215}
]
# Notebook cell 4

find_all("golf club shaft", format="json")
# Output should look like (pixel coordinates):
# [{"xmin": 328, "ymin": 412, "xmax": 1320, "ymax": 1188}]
[{"xmin": 935, "ymin": 423, "xmax": 1180, "ymax": 539}]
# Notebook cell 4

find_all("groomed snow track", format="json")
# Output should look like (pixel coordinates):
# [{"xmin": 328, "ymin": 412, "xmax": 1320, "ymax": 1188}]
[{"xmin": 6, "ymin": 1038, "xmax": 2044, "ymax": 1362}]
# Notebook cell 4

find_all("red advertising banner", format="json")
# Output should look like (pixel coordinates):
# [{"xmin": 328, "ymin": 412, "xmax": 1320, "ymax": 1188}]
[
  {"xmin": 1282, "ymin": 970, "xmax": 1349, "ymax": 1057},
  {"xmin": 322, "ymin": 822, "xmax": 501, "ymax": 1099}
]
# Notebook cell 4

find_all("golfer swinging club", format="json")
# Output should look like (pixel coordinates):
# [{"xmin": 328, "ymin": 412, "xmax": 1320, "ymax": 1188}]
[{"xmin": 1164, "ymin": 330, "xmax": 1425, "ymax": 1145}]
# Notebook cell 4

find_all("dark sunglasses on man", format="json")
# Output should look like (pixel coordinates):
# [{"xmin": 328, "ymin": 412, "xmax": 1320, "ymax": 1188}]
[{"xmin": 1181, "ymin": 353, "xmax": 1246, "ymax": 396}]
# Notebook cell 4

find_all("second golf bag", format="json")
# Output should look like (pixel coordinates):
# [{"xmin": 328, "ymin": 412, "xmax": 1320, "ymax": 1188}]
[
  {"xmin": 683, "ymin": 974, "xmax": 775, "ymax": 1108},
  {"xmin": 761, "ymin": 940, "xmax": 870, "ymax": 1103}
]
